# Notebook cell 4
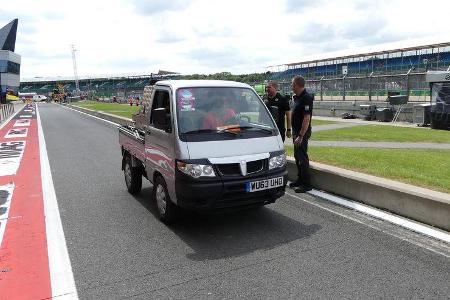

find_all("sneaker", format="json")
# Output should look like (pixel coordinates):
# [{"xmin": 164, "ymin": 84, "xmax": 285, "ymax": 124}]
[
  {"xmin": 294, "ymin": 186, "xmax": 312, "ymax": 193},
  {"xmin": 289, "ymin": 180, "xmax": 301, "ymax": 188}
]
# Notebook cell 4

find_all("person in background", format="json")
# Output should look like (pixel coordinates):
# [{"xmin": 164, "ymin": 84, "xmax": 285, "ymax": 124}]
[
  {"xmin": 265, "ymin": 81, "xmax": 291, "ymax": 142},
  {"xmin": 290, "ymin": 75, "xmax": 313, "ymax": 193}
]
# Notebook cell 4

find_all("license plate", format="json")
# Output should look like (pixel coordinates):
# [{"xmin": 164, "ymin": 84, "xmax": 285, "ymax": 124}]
[{"xmin": 246, "ymin": 177, "xmax": 284, "ymax": 193}]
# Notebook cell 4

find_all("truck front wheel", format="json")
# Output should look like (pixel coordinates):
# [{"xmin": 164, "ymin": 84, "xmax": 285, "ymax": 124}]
[
  {"xmin": 153, "ymin": 176, "xmax": 177, "ymax": 224},
  {"xmin": 124, "ymin": 155, "xmax": 142, "ymax": 195}
]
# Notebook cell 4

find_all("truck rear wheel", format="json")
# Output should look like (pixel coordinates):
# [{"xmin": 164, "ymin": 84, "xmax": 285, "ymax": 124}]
[
  {"xmin": 153, "ymin": 176, "xmax": 177, "ymax": 224},
  {"xmin": 124, "ymin": 155, "xmax": 142, "ymax": 195}
]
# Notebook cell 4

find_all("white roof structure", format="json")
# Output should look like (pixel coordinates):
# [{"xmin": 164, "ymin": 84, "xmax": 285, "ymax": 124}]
[
  {"xmin": 156, "ymin": 80, "xmax": 251, "ymax": 90},
  {"xmin": 268, "ymin": 37, "xmax": 450, "ymax": 71}
]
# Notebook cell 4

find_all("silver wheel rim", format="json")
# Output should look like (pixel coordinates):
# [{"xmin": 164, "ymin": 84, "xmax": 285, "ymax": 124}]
[
  {"xmin": 124, "ymin": 163, "xmax": 131, "ymax": 187},
  {"xmin": 156, "ymin": 184, "xmax": 167, "ymax": 215}
]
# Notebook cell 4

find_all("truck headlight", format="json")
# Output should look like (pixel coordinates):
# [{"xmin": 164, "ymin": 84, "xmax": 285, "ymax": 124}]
[
  {"xmin": 269, "ymin": 153, "xmax": 286, "ymax": 170},
  {"xmin": 177, "ymin": 162, "xmax": 216, "ymax": 178}
]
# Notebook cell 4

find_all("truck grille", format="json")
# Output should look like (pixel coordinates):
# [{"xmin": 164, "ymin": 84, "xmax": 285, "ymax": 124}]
[
  {"xmin": 216, "ymin": 163, "xmax": 240, "ymax": 176},
  {"xmin": 216, "ymin": 159, "xmax": 265, "ymax": 177},
  {"xmin": 247, "ymin": 160, "xmax": 264, "ymax": 174}
]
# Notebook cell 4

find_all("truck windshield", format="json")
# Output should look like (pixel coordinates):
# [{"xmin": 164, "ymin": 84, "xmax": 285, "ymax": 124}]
[{"xmin": 176, "ymin": 87, "xmax": 276, "ymax": 135}]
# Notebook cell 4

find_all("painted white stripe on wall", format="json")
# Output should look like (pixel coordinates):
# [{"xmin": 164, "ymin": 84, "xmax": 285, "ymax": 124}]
[{"xmin": 37, "ymin": 105, "xmax": 79, "ymax": 299}]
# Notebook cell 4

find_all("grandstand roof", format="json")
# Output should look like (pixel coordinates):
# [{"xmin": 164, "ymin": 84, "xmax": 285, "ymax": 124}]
[
  {"xmin": 21, "ymin": 70, "xmax": 180, "ymax": 83},
  {"xmin": 269, "ymin": 38, "xmax": 450, "ymax": 69}
]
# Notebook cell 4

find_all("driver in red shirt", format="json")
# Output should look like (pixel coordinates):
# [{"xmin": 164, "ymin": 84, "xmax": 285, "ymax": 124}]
[{"xmin": 203, "ymin": 96, "xmax": 236, "ymax": 129}]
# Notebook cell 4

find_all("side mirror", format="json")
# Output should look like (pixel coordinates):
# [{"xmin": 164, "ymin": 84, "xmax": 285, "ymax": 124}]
[
  {"xmin": 153, "ymin": 108, "xmax": 171, "ymax": 132},
  {"xmin": 269, "ymin": 106, "xmax": 279, "ymax": 122}
]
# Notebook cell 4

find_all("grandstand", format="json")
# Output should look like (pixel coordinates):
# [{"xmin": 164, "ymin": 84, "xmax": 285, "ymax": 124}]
[
  {"xmin": 267, "ymin": 42, "xmax": 450, "ymax": 102},
  {"xmin": 18, "ymin": 42, "xmax": 450, "ymax": 103},
  {"xmin": 19, "ymin": 71, "xmax": 180, "ymax": 99},
  {"xmin": 269, "ymin": 42, "xmax": 450, "ymax": 79}
]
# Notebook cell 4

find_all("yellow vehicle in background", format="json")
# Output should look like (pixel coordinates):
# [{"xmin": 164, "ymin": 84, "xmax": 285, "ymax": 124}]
[{"xmin": 52, "ymin": 83, "xmax": 66, "ymax": 103}]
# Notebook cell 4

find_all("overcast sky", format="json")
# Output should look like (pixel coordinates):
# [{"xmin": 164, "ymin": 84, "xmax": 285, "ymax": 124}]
[{"xmin": 1, "ymin": 0, "xmax": 449, "ymax": 79}]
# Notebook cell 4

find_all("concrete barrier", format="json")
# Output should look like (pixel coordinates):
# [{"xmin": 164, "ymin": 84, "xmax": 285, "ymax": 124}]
[
  {"xmin": 313, "ymin": 100, "xmax": 424, "ymax": 122},
  {"xmin": 287, "ymin": 158, "xmax": 450, "ymax": 231},
  {"xmin": 65, "ymin": 103, "xmax": 450, "ymax": 231}
]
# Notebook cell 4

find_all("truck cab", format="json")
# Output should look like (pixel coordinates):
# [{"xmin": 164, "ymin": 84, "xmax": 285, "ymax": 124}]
[{"xmin": 119, "ymin": 80, "xmax": 287, "ymax": 223}]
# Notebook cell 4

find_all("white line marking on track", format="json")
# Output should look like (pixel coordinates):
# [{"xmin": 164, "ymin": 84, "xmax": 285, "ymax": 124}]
[
  {"xmin": 13, "ymin": 119, "xmax": 31, "ymax": 127},
  {"xmin": 306, "ymin": 189, "xmax": 450, "ymax": 243},
  {"xmin": 0, "ymin": 141, "xmax": 26, "ymax": 176},
  {"xmin": 0, "ymin": 183, "xmax": 14, "ymax": 247},
  {"xmin": 59, "ymin": 104, "xmax": 120, "ymax": 127},
  {"xmin": 4, "ymin": 128, "xmax": 28, "ymax": 138},
  {"xmin": 37, "ymin": 105, "xmax": 79, "ymax": 299},
  {"xmin": 285, "ymin": 189, "xmax": 450, "ymax": 257}
]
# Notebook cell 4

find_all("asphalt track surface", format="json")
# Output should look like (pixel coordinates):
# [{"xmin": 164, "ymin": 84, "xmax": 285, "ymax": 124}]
[{"xmin": 39, "ymin": 103, "xmax": 450, "ymax": 299}]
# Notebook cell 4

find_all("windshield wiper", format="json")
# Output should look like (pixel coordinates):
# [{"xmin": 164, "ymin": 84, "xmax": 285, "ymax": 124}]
[
  {"xmin": 182, "ymin": 129, "xmax": 237, "ymax": 135},
  {"xmin": 236, "ymin": 126, "xmax": 274, "ymax": 134}
]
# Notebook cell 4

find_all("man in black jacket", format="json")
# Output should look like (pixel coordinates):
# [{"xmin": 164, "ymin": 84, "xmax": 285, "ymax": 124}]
[
  {"xmin": 265, "ymin": 81, "xmax": 292, "ymax": 142},
  {"xmin": 290, "ymin": 75, "xmax": 313, "ymax": 193}
]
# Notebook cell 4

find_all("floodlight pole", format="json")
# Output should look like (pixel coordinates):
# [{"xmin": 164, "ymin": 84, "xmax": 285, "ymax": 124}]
[
  {"xmin": 406, "ymin": 67, "xmax": 413, "ymax": 102},
  {"xmin": 71, "ymin": 44, "xmax": 80, "ymax": 93},
  {"xmin": 319, "ymin": 76, "xmax": 324, "ymax": 101},
  {"xmin": 368, "ymin": 72, "xmax": 374, "ymax": 102}
]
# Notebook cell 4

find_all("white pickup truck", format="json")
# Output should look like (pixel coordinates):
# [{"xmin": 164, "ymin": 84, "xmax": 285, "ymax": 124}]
[{"xmin": 119, "ymin": 80, "xmax": 287, "ymax": 223}]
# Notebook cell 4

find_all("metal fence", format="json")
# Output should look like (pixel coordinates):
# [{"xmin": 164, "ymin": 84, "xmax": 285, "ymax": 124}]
[
  {"xmin": 273, "ymin": 71, "xmax": 430, "ymax": 102},
  {"xmin": 0, "ymin": 103, "xmax": 14, "ymax": 123}
]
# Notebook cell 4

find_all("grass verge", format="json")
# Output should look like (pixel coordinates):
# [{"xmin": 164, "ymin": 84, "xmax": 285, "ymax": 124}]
[
  {"xmin": 285, "ymin": 146, "xmax": 450, "ymax": 193},
  {"xmin": 311, "ymin": 125, "xmax": 450, "ymax": 143},
  {"xmin": 74, "ymin": 100, "xmax": 140, "ymax": 118},
  {"xmin": 311, "ymin": 119, "xmax": 338, "ymax": 126}
]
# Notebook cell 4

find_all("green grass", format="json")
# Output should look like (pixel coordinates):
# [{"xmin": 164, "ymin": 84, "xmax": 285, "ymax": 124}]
[
  {"xmin": 74, "ymin": 100, "xmax": 140, "ymax": 118},
  {"xmin": 311, "ymin": 119, "xmax": 338, "ymax": 126},
  {"xmin": 311, "ymin": 125, "xmax": 450, "ymax": 143},
  {"xmin": 285, "ymin": 146, "xmax": 450, "ymax": 193}
]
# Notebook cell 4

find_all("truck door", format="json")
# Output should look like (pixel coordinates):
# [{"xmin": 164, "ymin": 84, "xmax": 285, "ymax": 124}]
[{"xmin": 145, "ymin": 87, "xmax": 176, "ymax": 187}]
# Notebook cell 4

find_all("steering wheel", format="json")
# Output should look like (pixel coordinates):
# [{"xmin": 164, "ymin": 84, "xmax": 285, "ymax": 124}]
[
  {"xmin": 224, "ymin": 116, "xmax": 238, "ymax": 125},
  {"xmin": 240, "ymin": 115, "xmax": 251, "ymax": 122}
]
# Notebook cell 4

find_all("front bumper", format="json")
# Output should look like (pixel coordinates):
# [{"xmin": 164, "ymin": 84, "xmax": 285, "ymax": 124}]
[{"xmin": 175, "ymin": 168, "xmax": 287, "ymax": 210}]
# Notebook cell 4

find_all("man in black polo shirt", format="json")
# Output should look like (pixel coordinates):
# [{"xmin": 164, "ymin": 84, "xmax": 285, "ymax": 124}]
[
  {"xmin": 290, "ymin": 75, "xmax": 313, "ymax": 193},
  {"xmin": 265, "ymin": 81, "xmax": 291, "ymax": 142}
]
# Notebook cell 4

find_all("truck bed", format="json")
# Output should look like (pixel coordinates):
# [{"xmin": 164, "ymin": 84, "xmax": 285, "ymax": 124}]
[{"xmin": 118, "ymin": 125, "xmax": 146, "ymax": 162}]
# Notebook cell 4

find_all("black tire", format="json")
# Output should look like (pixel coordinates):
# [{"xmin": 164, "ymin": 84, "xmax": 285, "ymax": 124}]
[
  {"xmin": 124, "ymin": 155, "xmax": 142, "ymax": 195},
  {"xmin": 153, "ymin": 176, "xmax": 178, "ymax": 224}
]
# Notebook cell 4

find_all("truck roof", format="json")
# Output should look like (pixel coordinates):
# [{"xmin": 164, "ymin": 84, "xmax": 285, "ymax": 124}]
[{"xmin": 155, "ymin": 80, "xmax": 252, "ymax": 90}]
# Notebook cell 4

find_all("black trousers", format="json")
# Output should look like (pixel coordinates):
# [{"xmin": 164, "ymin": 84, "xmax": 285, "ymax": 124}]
[
  {"xmin": 280, "ymin": 130, "xmax": 286, "ymax": 143},
  {"xmin": 293, "ymin": 137, "xmax": 311, "ymax": 188}
]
